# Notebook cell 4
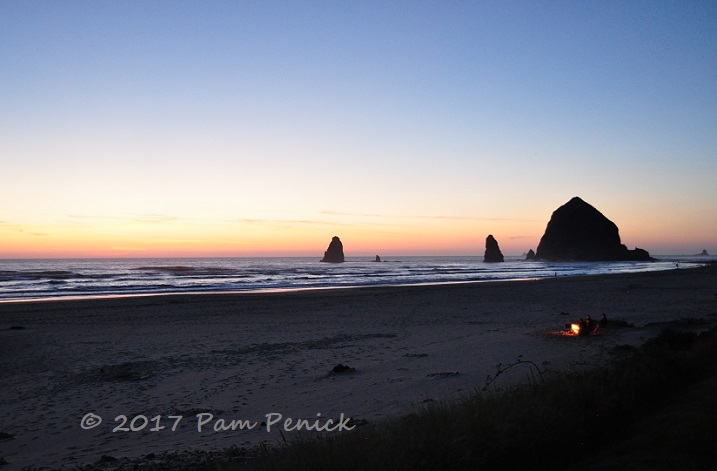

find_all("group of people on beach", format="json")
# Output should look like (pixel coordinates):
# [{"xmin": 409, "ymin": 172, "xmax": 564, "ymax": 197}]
[{"xmin": 575, "ymin": 314, "xmax": 608, "ymax": 336}]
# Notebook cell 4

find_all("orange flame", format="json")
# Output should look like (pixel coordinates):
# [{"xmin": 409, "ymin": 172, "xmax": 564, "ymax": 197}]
[{"xmin": 571, "ymin": 323, "xmax": 581, "ymax": 335}]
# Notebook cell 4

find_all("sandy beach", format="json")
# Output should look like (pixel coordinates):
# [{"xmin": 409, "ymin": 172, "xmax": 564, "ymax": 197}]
[{"xmin": 1, "ymin": 264, "xmax": 716, "ymax": 470}]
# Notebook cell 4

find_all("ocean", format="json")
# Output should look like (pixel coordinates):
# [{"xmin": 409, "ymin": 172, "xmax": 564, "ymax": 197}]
[{"xmin": 0, "ymin": 255, "xmax": 709, "ymax": 301}]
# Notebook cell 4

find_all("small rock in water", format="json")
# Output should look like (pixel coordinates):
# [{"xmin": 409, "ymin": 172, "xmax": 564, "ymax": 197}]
[
  {"xmin": 483, "ymin": 234, "xmax": 504, "ymax": 263},
  {"xmin": 320, "ymin": 236, "xmax": 345, "ymax": 263}
]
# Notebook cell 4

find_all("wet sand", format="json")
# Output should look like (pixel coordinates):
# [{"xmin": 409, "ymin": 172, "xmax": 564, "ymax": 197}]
[{"xmin": 1, "ymin": 264, "xmax": 716, "ymax": 469}]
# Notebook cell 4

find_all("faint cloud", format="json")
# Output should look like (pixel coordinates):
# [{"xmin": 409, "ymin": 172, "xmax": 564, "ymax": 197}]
[
  {"xmin": 321, "ymin": 210, "xmax": 539, "ymax": 223},
  {"xmin": 0, "ymin": 220, "xmax": 21, "ymax": 229},
  {"xmin": 0, "ymin": 220, "xmax": 48, "ymax": 236},
  {"xmin": 64, "ymin": 214, "xmax": 113, "ymax": 221},
  {"xmin": 132, "ymin": 214, "xmax": 182, "ymax": 223},
  {"xmin": 238, "ymin": 217, "xmax": 401, "ymax": 228},
  {"xmin": 239, "ymin": 218, "xmax": 356, "ymax": 227},
  {"xmin": 64, "ymin": 213, "xmax": 186, "ymax": 224}
]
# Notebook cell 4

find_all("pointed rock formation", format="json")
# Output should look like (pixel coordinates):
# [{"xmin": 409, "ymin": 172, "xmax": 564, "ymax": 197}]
[
  {"xmin": 525, "ymin": 249, "xmax": 536, "ymax": 260},
  {"xmin": 374, "ymin": 255, "xmax": 381, "ymax": 262},
  {"xmin": 320, "ymin": 236, "xmax": 345, "ymax": 263},
  {"xmin": 535, "ymin": 197, "xmax": 652, "ymax": 261},
  {"xmin": 484, "ymin": 234, "xmax": 504, "ymax": 263}
]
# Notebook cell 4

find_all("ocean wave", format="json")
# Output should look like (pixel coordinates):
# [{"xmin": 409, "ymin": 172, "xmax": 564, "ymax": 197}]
[
  {"xmin": 0, "ymin": 270, "xmax": 77, "ymax": 281},
  {"xmin": 0, "ymin": 257, "xmax": 694, "ymax": 301},
  {"xmin": 133, "ymin": 266, "xmax": 240, "ymax": 276}
]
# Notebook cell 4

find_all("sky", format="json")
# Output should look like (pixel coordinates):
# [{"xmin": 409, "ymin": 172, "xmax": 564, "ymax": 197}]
[{"xmin": 1, "ymin": 1, "xmax": 716, "ymax": 258}]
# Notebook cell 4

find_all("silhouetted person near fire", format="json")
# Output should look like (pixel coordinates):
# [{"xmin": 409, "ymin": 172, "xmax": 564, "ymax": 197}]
[
  {"xmin": 578, "ymin": 318, "xmax": 589, "ymax": 336},
  {"xmin": 586, "ymin": 315, "xmax": 596, "ymax": 333},
  {"xmin": 599, "ymin": 314, "xmax": 608, "ymax": 328}
]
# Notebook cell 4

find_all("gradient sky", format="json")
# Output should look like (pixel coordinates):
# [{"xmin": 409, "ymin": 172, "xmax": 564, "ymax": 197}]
[{"xmin": 1, "ymin": 1, "xmax": 716, "ymax": 258}]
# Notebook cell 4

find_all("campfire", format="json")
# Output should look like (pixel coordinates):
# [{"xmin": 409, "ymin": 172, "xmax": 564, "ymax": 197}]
[
  {"xmin": 565, "ymin": 314, "xmax": 605, "ymax": 336},
  {"xmin": 562, "ymin": 322, "xmax": 585, "ymax": 336},
  {"xmin": 550, "ymin": 314, "xmax": 607, "ymax": 338}
]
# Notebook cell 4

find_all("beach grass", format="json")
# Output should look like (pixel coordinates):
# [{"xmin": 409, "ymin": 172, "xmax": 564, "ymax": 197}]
[{"xmin": 220, "ymin": 326, "xmax": 717, "ymax": 471}]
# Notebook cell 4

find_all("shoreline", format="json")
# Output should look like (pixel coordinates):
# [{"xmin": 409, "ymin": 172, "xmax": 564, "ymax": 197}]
[
  {"xmin": 1, "ymin": 257, "xmax": 709, "ymax": 304},
  {"xmin": 0, "ymin": 276, "xmax": 544, "ymax": 305},
  {"xmin": 1, "ymin": 263, "xmax": 716, "ymax": 469},
  {"xmin": 0, "ymin": 261, "xmax": 708, "ymax": 306}
]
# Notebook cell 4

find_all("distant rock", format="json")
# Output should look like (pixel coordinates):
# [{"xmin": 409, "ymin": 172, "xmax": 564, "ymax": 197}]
[
  {"xmin": 696, "ymin": 249, "xmax": 709, "ymax": 256},
  {"xmin": 525, "ymin": 249, "xmax": 536, "ymax": 260},
  {"xmin": 320, "ymin": 236, "xmax": 345, "ymax": 263},
  {"xmin": 483, "ymin": 234, "xmax": 504, "ymax": 263},
  {"xmin": 374, "ymin": 255, "xmax": 381, "ymax": 262},
  {"xmin": 630, "ymin": 247, "xmax": 652, "ymax": 260},
  {"xmin": 535, "ymin": 197, "xmax": 652, "ymax": 261}
]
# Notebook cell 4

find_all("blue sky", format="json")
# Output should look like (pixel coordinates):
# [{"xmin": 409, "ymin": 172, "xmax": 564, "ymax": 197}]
[{"xmin": 1, "ymin": 1, "xmax": 716, "ymax": 257}]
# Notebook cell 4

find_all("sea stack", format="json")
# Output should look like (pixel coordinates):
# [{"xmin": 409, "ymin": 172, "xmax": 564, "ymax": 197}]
[
  {"xmin": 484, "ymin": 235, "xmax": 504, "ymax": 263},
  {"xmin": 374, "ymin": 255, "xmax": 381, "ymax": 262},
  {"xmin": 320, "ymin": 236, "xmax": 345, "ymax": 263},
  {"xmin": 535, "ymin": 197, "xmax": 652, "ymax": 261},
  {"xmin": 525, "ymin": 249, "xmax": 536, "ymax": 260}
]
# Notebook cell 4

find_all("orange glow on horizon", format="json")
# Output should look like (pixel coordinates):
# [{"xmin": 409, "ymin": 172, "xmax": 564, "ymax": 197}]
[
  {"xmin": 1, "ymin": 206, "xmax": 712, "ymax": 258},
  {"xmin": 0, "ymin": 218, "xmax": 528, "ymax": 258}
]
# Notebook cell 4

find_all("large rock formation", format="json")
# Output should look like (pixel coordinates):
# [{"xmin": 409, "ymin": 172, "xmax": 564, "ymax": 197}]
[
  {"xmin": 525, "ymin": 249, "xmax": 536, "ymax": 260},
  {"xmin": 483, "ymin": 234, "xmax": 504, "ymax": 262},
  {"xmin": 320, "ymin": 236, "xmax": 345, "ymax": 263},
  {"xmin": 535, "ymin": 197, "xmax": 652, "ymax": 261}
]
